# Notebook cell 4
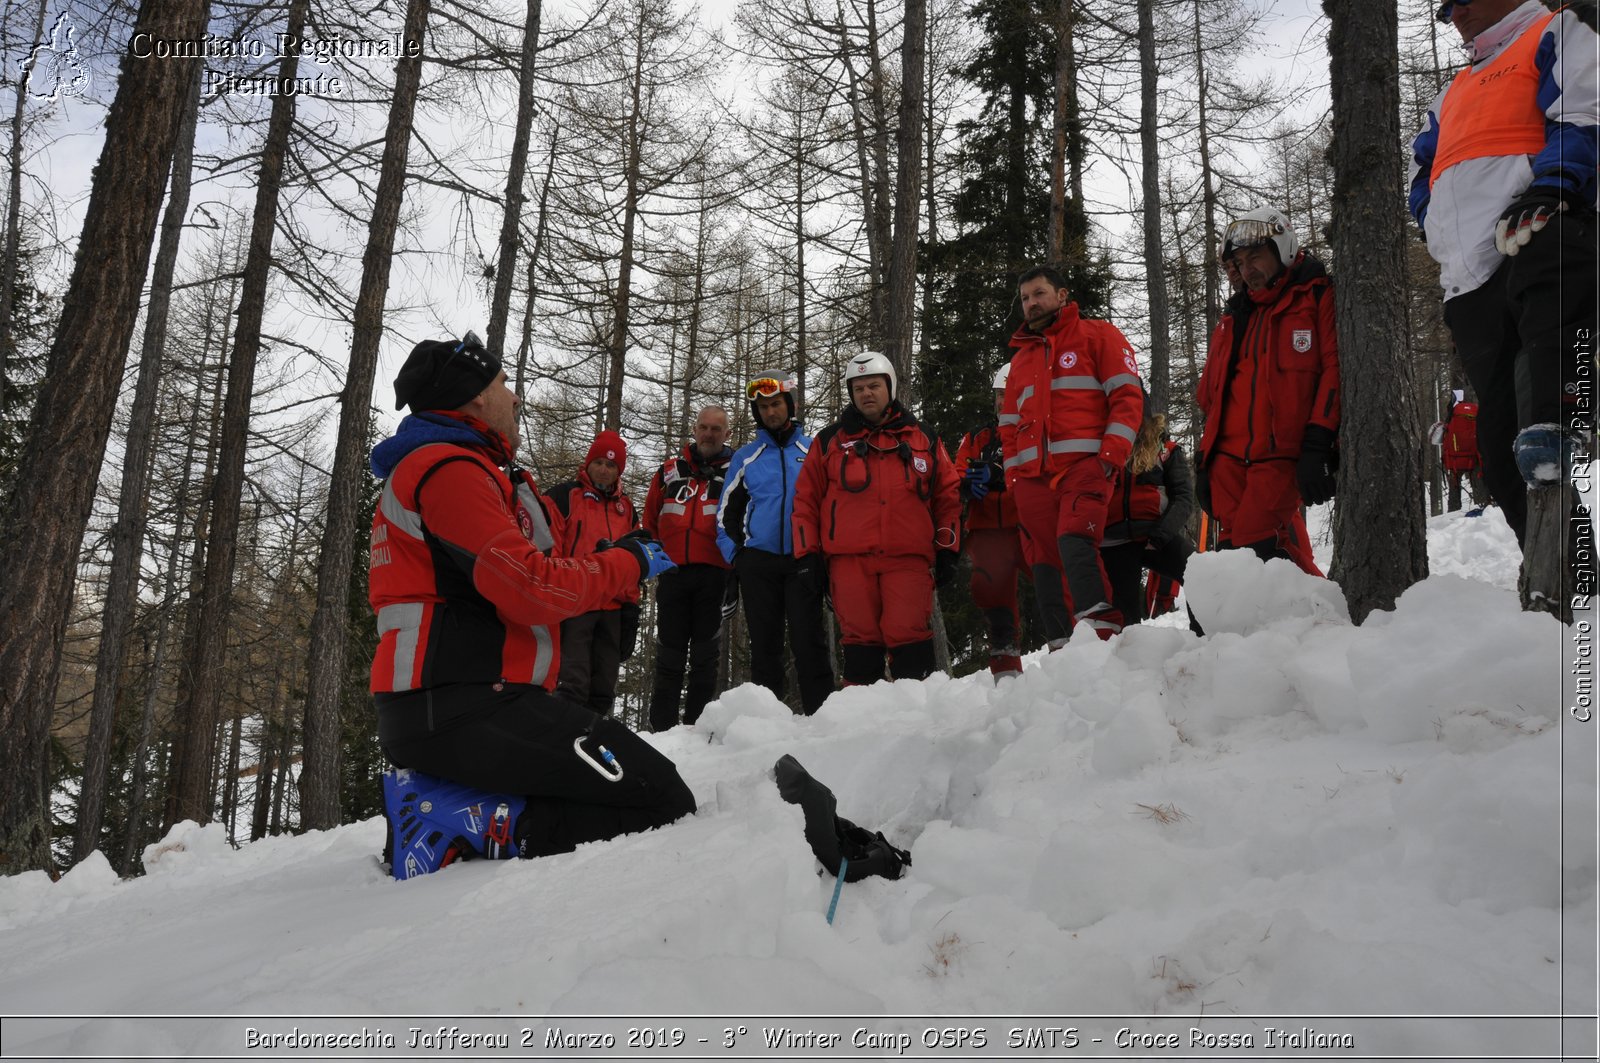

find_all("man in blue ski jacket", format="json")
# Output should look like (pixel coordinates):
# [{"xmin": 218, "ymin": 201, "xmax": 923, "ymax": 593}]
[{"xmin": 717, "ymin": 371, "xmax": 836, "ymax": 715}]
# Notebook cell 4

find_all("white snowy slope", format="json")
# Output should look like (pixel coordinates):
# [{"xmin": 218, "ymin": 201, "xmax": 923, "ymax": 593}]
[{"xmin": 0, "ymin": 506, "xmax": 1593, "ymax": 1061}]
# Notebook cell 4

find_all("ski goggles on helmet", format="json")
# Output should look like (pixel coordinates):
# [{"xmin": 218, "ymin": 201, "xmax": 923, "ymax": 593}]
[
  {"xmin": 746, "ymin": 376, "xmax": 795, "ymax": 399},
  {"xmin": 1435, "ymin": 0, "xmax": 1471, "ymax": 21},
  {"xmin": 1221, "ymin": 217, "xmax": 1285, "ymax": 258}
]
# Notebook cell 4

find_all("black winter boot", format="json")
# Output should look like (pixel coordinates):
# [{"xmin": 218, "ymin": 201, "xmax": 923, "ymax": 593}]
[
  {"xmin": 840, "ymin": 643, "xmax": 887, "ymax": 686},
  {"xmin": 773, "ymin": 754, "xmax": 910, "ymax": 882},
  {"xmin": 889, "ymin": 638, "xmax": 937, "ymax": 681}
]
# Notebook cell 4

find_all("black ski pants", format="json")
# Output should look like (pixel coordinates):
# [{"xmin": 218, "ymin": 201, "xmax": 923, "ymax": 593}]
[
  {"xmin": 649, "ymin": 563, "xmax": 728, "ymax": 731},
  {"xmin": 557, "ymin": 608, "xmax": 624, "ymax": 716},
  {"xmin": 378, "ymin": 683, "xmax": 696, "ymax": 858},
  {"xmin": 1100, "ymin": 537, "xmax": 1204, "ymax": 635},
  {"xmin": 733, "ymin": 547, "xmax": 835, "ymax": 714},
  {"xmin": 1443, "ymin": 210, "xmax": 1597, "ymax": 546}
]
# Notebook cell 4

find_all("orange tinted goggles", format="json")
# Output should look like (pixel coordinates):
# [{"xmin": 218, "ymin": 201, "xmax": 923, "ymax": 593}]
[{"xmin": 746, "ymin": 377, "xmax": 793, "ymax": 399}]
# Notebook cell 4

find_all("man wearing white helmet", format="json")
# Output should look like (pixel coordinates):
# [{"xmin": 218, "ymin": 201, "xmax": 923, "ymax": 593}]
[
  {"xmin": 1195, "ymin": 207, "xmax": 1340, "ymax": 575},
  {"xmin": 792, "ymin": 352, "xmax": 961, "ymax": 684},
  {"xmin": 1408, "ymin": 0, "xmax": 1596, "ymax": 600},
  {"xmin": 1000, "ymin": 265, "xmax": 1145, "ymax": 644},
  {"xmin": 953, "ymin": 361, "xmax": 1029, "ymax": 678}
]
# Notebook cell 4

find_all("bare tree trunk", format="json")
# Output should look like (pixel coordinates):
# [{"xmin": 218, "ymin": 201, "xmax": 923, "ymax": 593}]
[
  {"xmin": 1193, "ymin": 0, "xmax": 1220, "ymax": 335},
  {"xmin": 485, "ymin": 0, "xmax": 544, "ymax": 357},
  {"xmin": 1047, "ymin": 0, "xmax": 1072, "ymax": 266},
  {"xmin": 0, "ymin": 0, "xmax": 210, "ymax": 875},
  {"xmin": 864, "ymin": 0, "xmax": 893, "ymax": 345},
  {"xmin": 515, "ymin": 124, "xmax": 561, "ymax": 399},
  {"xmin": 126, "ymin": 311, "xmax": 228, "ymax": 872},
  {"xmin": 1324, "ymin": 0, "xmax": 1427, "ymax": 622},
  {"xmin": 794, "ymin": 129, "xmax": 810, "ymax": 407},
  {"xmin": 298, "ymin": 0, "xmax": 432, "ymax": 830},
  {"xmin": 0, "ymin": 0, "xmax": 48, "ymax": 415},
  {"xmin": 883, "ymin": 0, "xmax": 925, "ymax": 377},
  {"xmin": 168, "ymin": 0, "xmax": 310, "ymax": 828},
  {"xmin": 1136, "ymin": 0, "xmax": 1171, "ymax": 413},
  {"xmin": 603, "ymin": 9, "xmax": 648, "ymax": 432},
  {"xmin": 1062, "ymin": 3, "xmax": 1086, "ymax": 270},
  {"xmin": 73, "ymin": 62, "xmax": 204, "ymax": 866}
]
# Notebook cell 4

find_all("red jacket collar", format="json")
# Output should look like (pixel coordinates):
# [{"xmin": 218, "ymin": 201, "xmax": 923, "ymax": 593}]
[{"xmin": 1010, "ymin": 301, "xmax": 1083, "ymax": 350}]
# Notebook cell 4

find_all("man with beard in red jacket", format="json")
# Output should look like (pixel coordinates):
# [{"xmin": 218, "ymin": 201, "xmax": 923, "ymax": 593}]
[
  {"xmin": 1000, "ymin": 266, "xmax": 1145, "ymax": 644},
  {"xmin": 792, "ymin": 352, "xmax": 961, "ymax": 685},
  {"xmin": 641, "ymin": 405, "xmax": 734, "ymax": 730},
  {"xmin": 546, "ymin": 431, "xmax": 641, "ymax": 717},
  {"xmin": 369, "ymin": 332, "xmax": 690, "ymax": 862},
  {"xmin": 1195, "ymin": 208, "xmax": 1340, "ymax": 575}
]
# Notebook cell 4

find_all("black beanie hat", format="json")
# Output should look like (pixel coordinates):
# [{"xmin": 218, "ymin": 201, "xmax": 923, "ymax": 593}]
[{"xmin": 393, "ymin": 333, "xmax": 501, "ymax": 412}]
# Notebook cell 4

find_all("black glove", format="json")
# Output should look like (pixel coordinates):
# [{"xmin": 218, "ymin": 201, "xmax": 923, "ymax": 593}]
[
  {"xmin": 1296, "ymin": 424, "xmax": 1338, "ymax": 506},
  {"xmin": 1494, "ymin": 188, "xmax": 1570, "ymax": 257},
  {"xmin": 1194, "ymin": 461, "xmax": 1213, "ymax": 516},
  {"xmin": 934, "ymin": 549, "xmax": 960, "ymax": 589},
  {"xmin": 618, "ymin": 602, "xmax": 641, "ymax": 661},
  {"xmin": 720, "ymin": 572, "xmax": 740, "ymax": 623},
  {"xmin": 797, "ymin": 553, "xmax": 828, "ymax": 598}
]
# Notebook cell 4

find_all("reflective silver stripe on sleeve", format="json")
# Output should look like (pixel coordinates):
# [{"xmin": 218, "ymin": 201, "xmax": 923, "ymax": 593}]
[
  {"xmin": 530, "ymin": 624, "xmax": 553, "ymax": 685},
  {"xmin": 1018, "ymin": 385, "xmax": 1035, "ymax": 406},
  {"xmin": 377, "ymin": 602, "xmax": 425, "ymax": 690},
  {"xmin": 1047, "ymin": 439, "xmax": 1100, "ymax": 454},
  {"xmin": 515, "ymin": 481, "xmax": 555, "ymax": 552},
  {"xmin": 1004, "ymin": 446, "xmax": 1039, "ymax": 469},
  {"xmin": 998, "ymin": 413, "xmax": 1020, "ymax": 426},
  {"xmin": 1106, "ymin": 423, "xmax": 1138, "ymax": 443},
  {"xmin": 379, "ymin": 481, "xmax": 424, "ymax": 540},
  {"xmin": 701, "ymin": 503, "xmax": 719, "ymax": 515},
  {"xmin": 1101, "ymin": 373, "xmax": 1141, "ymax": 393},
  {"xmin": 1050, "ymin": 376, "xmax": 1102, "ymax": 390},
  {"xmin": 660, "ymin": 502, "xmax": 688, "ymax": 516}
]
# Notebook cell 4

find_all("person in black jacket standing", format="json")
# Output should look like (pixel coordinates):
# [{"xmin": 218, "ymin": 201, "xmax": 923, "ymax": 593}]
[{"xmin": 1099, "ymin": 398, "xmax": 1202, "ymax": 633}]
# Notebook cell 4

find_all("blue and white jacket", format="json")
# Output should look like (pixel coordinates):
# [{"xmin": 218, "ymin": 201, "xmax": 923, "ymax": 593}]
[
  {"xmin": 1407, "ymin": 0, "xmax": 1598, "ymax": 299},
  {"xmin": 717, "ymin": 422, "xmax": 811, "ymax": 561}
]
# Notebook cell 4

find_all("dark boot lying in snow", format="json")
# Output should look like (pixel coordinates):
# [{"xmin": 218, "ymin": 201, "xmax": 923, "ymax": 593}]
[{"xmin": 773, "ymin": 754, "xmax": 911, "ymax": 883}]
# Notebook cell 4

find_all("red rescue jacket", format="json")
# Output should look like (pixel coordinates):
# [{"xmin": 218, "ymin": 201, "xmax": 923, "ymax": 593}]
[
  {"xmin": 642, "ymin": 444, "xmax": 733, "ymax": 568},
  {"xmin": 1197, "ymin": 252, "xmax": 1340, "ymax": 466},
  {"xmin": 545, "ymin": 470, "xmax": 640, "ymax": 607},
  {"xmin": 1442, "ymin": 403, "xmax": 1480, "ymax": 472},
  {"xmin": 368, "ymin": 427, "xmax": 639, "ymax": 694},
  {"xmin": 1000, "ymin": 303, "xmax": 1144, "ymax": 484},
  {"xmin": 792, "ymin": 401, "xmax": 961, "ymax": 562},
  {"xmin": 954, "ymin": 424, "xmax": 1018, "ymax": 531}
]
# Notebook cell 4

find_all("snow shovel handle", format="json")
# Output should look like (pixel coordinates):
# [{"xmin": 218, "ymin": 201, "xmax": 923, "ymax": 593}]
[{"xmin": 573, "ymin": 735, "xmax": 624, "ymax": 782}]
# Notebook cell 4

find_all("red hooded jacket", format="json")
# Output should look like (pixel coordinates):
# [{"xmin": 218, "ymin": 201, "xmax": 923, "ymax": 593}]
[
  {"xmin": 545, "ymin": 470, "xmax": 640, "ymax": 606},
  {"xmin": 792, "ymin": 401, "xmax": 961, "ymax": 562},
  {"xmin": 1197, "ymin": 252, "xmax": 1340, "ymax": 466}
]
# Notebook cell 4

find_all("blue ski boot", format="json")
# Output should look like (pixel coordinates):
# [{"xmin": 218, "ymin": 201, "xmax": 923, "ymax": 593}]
[
  {"xmin": 382, "ymin": 769, "xmax": 526, "ymax": 881},
  {"xmin": 1514, "ymin": 424, "xmax": 1588, "ymax": 487}
]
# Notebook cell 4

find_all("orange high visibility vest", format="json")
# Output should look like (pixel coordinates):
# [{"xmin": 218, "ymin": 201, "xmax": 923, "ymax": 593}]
[{"xmin": 1430, "ymin": 11, "xmax": 1557, "ymax": 187}]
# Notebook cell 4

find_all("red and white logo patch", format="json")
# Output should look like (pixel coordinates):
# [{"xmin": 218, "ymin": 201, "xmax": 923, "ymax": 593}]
[
  {"xmin": 1058, "ymin": 351, "xmax": 1078, "ymax": 370},
  {"xmin": 913, "ymin": 456, "xmax": 929, "ymax": 474},
  {"xmin": 1292, "ymin": 330, "xmax": 1312, "ymax": 353},
  {"xmin": 614, "ymin": 500, "xmax": 626, "ymax": 515},
  {"xmin": 1123, "ymin": 351, "xmax": 1138, "ymax": 375},
  {"xmin": 606, "ymin": 449, "xmax": 617, "ymax": 459}
]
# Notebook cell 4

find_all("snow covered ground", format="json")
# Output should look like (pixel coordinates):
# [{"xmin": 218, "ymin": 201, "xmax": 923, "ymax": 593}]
[{"xmin": 1, "ymin": 505, "xmax": 1593, "ymax": 1061}]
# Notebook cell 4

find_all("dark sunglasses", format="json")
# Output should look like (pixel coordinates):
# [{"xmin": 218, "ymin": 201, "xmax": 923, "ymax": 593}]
[{"xmin": 1436, "ymin": 0, "xmax": 1472, "ymax": 22}]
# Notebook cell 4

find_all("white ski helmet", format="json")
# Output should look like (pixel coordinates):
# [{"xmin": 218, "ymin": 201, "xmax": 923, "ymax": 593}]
[
  {"xmin": 845, "ymin": 351, "xmax": 897, "ymax": 400},
  {"xmin": 1222, "ymin": 207, "xmax": 1299, "ymax": 268},
  {"xmin": 992, "ymin": 362, "xmax": 1011, "ymax": 390}
]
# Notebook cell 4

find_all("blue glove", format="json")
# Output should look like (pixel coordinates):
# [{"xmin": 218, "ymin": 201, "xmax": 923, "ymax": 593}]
[
  {"xmin": 964, "ymin": 463, "xmax": 991, "ymax": 500},
  {"xmin": 615, "ymin": 536, "xmax": 676, "ymax": 581}
]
